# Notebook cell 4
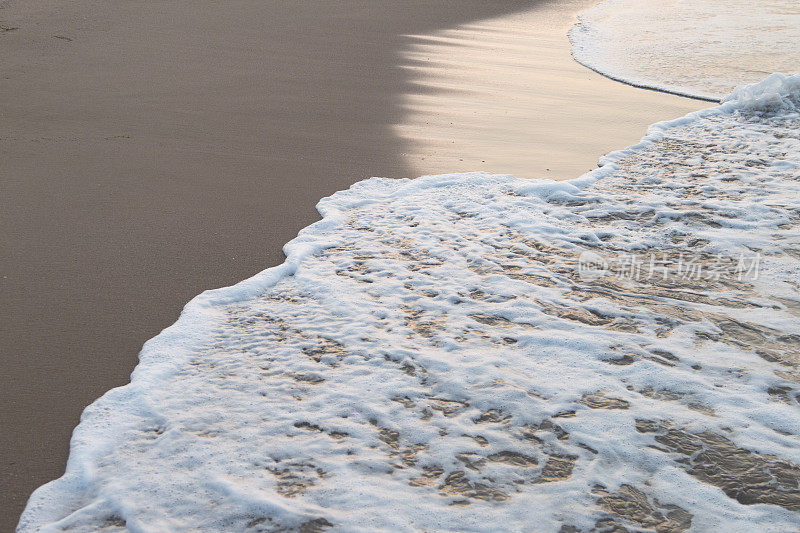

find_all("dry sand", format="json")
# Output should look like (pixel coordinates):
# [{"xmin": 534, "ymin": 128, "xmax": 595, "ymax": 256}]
[{"xmin": 1, "ymin": 0, "xmax": 706, "ymax": 527}]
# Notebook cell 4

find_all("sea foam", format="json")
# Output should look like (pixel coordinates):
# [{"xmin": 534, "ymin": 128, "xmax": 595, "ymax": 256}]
[
  {"xmin": 569, "ymin": 0, "xmax": 800, "ymax": 101},
  {"xmin": 18, "ymin": 75, "xmax": 800, "ymax": 532}
]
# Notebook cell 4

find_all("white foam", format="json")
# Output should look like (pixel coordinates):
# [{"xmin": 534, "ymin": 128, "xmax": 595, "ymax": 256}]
[
  {"xmin": 724, "ymin": 72, "xmax": 800, "ymax": 114},
  {"xmin": 18, "ymin": 75, "xmax": 800, "ymax": 531},
  {"xmin": 569, "ymin": 0, "xmax": 800, "ymax": 101}
]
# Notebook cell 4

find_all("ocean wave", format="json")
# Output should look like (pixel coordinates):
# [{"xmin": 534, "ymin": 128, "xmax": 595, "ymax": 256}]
[
  {"xmin": 569, "ymin": 0, "xmax": 800, "ymax": 101},
  {"xmin": 18, "ymin": 74, "xmax": 800, "ymax": 531}
]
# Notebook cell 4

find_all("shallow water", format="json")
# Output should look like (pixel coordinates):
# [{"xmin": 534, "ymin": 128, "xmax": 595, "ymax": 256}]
[{"xmin": 570, "ymin": 0, "xmax": 800, "ymax": 101}]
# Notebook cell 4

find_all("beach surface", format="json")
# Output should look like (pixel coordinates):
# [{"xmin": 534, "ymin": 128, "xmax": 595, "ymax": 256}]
[
  {"xmin": 395, "ymin": 0, "xmax": 708, "ymax": 179},
  {"xmin": 2, "ymin": 0, "xmax": 706, "ymax": 527},
  {"xmin": 18, "ymin": 74, "xmax": 800, "ymax": 531}
]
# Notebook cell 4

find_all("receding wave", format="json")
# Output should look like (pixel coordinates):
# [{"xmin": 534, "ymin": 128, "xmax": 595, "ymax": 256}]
[
  {"xmin": 19, "ymin": 74, "xmax": 800, "ymax": 531},
  {"xmin": 569, "ymin": 0, "xmax": 800, "ymax": 101}
]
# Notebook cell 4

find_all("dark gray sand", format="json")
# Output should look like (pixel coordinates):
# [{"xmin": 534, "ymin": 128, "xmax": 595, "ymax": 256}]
[{"xmin": 0, "ymin": 0, "xmax": 706, "ymax": 528}]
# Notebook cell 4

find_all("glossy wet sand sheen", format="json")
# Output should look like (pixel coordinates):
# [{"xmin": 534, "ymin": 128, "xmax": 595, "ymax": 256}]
[{"xmin": 395, "ymin": 0, "xmax": 708, "ymax": 180}]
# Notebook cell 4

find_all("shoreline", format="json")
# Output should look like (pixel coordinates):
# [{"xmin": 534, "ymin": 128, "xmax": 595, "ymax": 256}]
[
  {"xmin": 566, "ymin": 52, "xmax": 721, "ymax": 103},
  {"xmin": 3, "ymin": 0, "xmax": 708, "ymax": 527}
]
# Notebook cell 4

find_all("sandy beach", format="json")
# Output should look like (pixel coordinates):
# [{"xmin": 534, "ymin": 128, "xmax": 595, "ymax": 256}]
[
  {"xmin": 395, "ymin": 0, "xmax": 708, "ymax": 179},
  {"xmin": 0, "ymin": 0, "xmax": 713, "ymax": 528}
]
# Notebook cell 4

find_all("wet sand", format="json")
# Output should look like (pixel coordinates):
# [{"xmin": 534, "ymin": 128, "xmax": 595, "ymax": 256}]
[
  {"xmin": 1, "ymin": 0, "xmax": 705, "ymax": 527},
  {"xmin": 395, "ymin": 0, "xmax": 708, "ymax": 179},
  {"xmin": 1, "ymin": 1, "xmax": 529, "ymax": 527}
]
